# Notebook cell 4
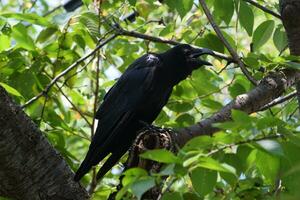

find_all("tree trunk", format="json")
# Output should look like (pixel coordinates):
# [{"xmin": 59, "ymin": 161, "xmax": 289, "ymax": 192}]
[{"xmin": 0, "ymin": 87, "xmax": 89, "ymax": 200}]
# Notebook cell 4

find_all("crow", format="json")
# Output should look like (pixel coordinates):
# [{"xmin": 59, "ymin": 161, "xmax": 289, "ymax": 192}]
[{"xmin": 74, "ymin": 44, "xmax": 213, "ymax": 181}]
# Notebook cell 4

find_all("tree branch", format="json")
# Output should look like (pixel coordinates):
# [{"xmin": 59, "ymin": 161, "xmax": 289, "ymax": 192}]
[
  {"xmin": 199, "ymin": 0, "xmax": 258, "ymax": 85},
  {"xmin": 22, "ymin": 25, "xmax": 233, "ymax": 110},
  {"xmin": 243, "ymin": 0, "xmax": 281, "ymax": 19},
  {"xmin": 176, "ymin": 70, "xmax": 300, "ymax": 146},
  {"xmin": 259, "ymin": 91, "xmax": 296, "ymax": 111},
  {"xmin": 120, "ymin": 28, "xmax": 233, "ymax": 62}
]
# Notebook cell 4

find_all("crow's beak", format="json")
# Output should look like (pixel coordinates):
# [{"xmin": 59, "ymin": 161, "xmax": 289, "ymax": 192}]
[
  {"xmin": 191, "ymin": 48, "xmax": 215, "ymax": 57},
  {"xmin": 190, "ymin": 48, "xmax": 214, "ymax": 66}
]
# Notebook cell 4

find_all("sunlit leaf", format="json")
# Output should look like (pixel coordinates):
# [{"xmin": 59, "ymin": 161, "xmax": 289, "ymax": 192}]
[
  {"xmin": 253, "ymin": 20, "xmax": 275, "ymax": 51},
  {"xmin": 0, "ymin": 82, "xmax": 23, "ymax": 98},
  {"xmin": 140, "ymin": 149, "xmax": 181, "ymax": 164},
  {"xmin": 239, "ymin": 1, "xmax": 254, "ymax": 36}
]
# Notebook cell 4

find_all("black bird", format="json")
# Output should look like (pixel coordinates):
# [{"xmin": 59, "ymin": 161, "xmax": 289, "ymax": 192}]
[{"xmin": 74, "ymin": 44, "xmax": 213, "ymax": 181}]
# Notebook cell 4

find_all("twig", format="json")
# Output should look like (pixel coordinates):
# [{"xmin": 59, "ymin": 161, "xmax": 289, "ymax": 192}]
[
  {"xmin": 196, "ymin": 74, "xmax": 236, "ymax": 100},
  {"xmin": 88, "ymin": 4, "xmax": 103, "ymax": 195},
  {"xmin": 43, "ymin": 5, "xmax": 62, "ymax": 17},
  {"xmin": 38, "ymin": 95, "xmax": 48, "ymax": 127},
  {"xmin": 259, "ymin": 91, "xmax": 297, "ymax": 111},
  {"xmin": 243, "ymin": 0, "xmax": 281, "ymax": 19},
  {"xmin": 120, "ymin": 29, "xmax": 179, "ymax": 45},
  {"xmin": 120, "ymin": 28, "xmax": 233, "ymax": 62},
  {"xmin": 22, "ymin": 20, "xmax": 233, "ymax": 109},
  {"xmin": 288, "ymin": 106, "xmax": 299, "ymax": 120},
  {"xmin": 198, "ymin": 0, "xmax": 258, "ymax": 86},
  {"xmin": 207, "ymin": 134, "xmax": 284, "ymax": 156},
  {"xmin": 41, "ymin": 69, "xmax": 93, "ymax": 127},
  {"xmin": 27, "ymin": 0, "xmax": 38, "ymax": 12},
  {"xmin": 21, "ymin": 33, "xmax": 118, "ymax": 109},
  {"xmin": 59, "ymin": 87, "xmax": 92, "ymax": 127},
  {"xmin": 54, "ymin": 19, "xmax": 71, "ymax": 78}
]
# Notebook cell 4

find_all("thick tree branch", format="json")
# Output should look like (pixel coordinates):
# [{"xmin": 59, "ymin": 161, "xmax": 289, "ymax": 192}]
[
  {"xmin": 199, "ymin": 0, "xmax": 258, "ymax": 85},
  {"xmin": 0, "ymin": 87, "xmax": 89, "ymax": 200},
  {"xmin": 176, "ymin": 69, "xmax": 300, "ymax": 146}
]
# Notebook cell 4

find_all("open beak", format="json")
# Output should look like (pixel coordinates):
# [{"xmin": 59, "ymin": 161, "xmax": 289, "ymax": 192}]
[{"xmin": 190, "ymin": 48, "xmax": 214, "ymax": 66}]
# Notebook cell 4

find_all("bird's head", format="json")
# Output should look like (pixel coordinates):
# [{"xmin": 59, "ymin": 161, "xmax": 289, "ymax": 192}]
[{"xmin": 172, "ymin": 44, "xmax": 214, "ymax": 70}]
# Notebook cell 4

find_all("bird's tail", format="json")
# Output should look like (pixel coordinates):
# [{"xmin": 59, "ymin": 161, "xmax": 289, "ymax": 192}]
[
  {"xmin": 74, "ymin": 146, "xmax": 110, "ymax": 181},
  {"xmin": 74, "ymin": 159, "xmax": 91, "ymax": 181},
  {"xmin": 96, "ymin": 152, "xmax": 124, "ymax": 180}
]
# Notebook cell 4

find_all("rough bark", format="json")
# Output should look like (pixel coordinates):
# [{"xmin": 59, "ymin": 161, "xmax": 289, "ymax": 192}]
[
  {"xmin": 0, "ymin": 87, "xmax": 89, "ymax": 200},
  {"xmin": 280, "ymin": 0, "xmax": 300, "ymax": 113}
]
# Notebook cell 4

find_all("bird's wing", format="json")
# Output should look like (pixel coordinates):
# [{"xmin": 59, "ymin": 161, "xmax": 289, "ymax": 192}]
[{"xmin": 74, "ymin": 54, "xmax": 161, "ymax": 181}]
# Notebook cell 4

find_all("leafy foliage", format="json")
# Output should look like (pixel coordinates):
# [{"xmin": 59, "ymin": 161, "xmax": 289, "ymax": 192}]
[{"xmin": 0, "ymin": 0, "xmax": 299, "ymax": 199}]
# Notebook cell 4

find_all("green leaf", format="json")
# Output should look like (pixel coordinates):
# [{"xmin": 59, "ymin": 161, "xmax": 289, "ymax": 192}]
[
  {"xmin": 167, "ymin": 101, "xmax": 193, "ymax": 112},
  {"xmin": 130, "ymin": 177, "xmax": 156, "ymax": 200},
  {"xmin": 256, "ymin": 150, "xmax": 280, "ymax": 184},
  {"xmin": 257, "ymin": 116, "xmax": 284, "ymax": 130},
  {"xmin": 140, "ymin": 149, "xmax": 181, "ymax": 164},
  {"xmin": 183, "ymin": 135, "xmax": 213, "ymax": 151},
  {"xmin": 228, "ymin": 82, "xmax": 246, "ymax": 98},
  {"xmin": 128, "ymin": 0, "xmax": 137, "ymax": 6},
  {"xmin": 255, "ymin": 139, "xmax": 284, "ymax": 157},
  {"xmin": 252, "ymin": 20, "xmax": 275, "ymax": 51},
  {"xmin": 189, "ymin": 69, "xmax": 220, "ymax": 96},
  {"xmin": 214, "ymin": 0, "xmax": 234, "ymax": 25},
  {"xmin": 222, "ymin": 153, "xmax": 243, "ymax": 176},
  {"xmin": 198, "ymin": 157, "xmax": 236, "ymax": 174},
  {"xmin": 73, "ymin": 34, "xmax": 86, "ymax": 50},
  {"xmin": 77, "ymin": 12, "xmax": 100, "ymax": 40},
  {"xmin": 201, "ymin": 99, "xmax": 223, "ymax": 110},
  {"xmin": 196, "ymin": 33, "xmax": 225, "ymax": 53},
  {"xmin": 281, "ymin": 143, "xmax": 300, "ymax": 197},
  {"xmin": 1, "ymin": 13, "xmax": 52, "ymax": 26},
  {"xmin": 190, "ymin": 167, "xmax": 217, "ymax": 196},
  {"xmin": 273, "ymin": 25, "xmax": 288, "ymax": 52},
  {"xmin": 243, "ymin": 55, "xmax": 260, "ymax": 69},
  {"xmin": 182, "ymin": 0, "xmax": 194, "ymax": 17},
  {"xmin": 0, "ymin": 82, "xmax": 23, "ymax": 97},
  {"xmin": 11, "ymin": 23, "xmax": 35, "ymax": 50},
  {"xmin": 239, "ymin": 1, "xmax": 254, "ymax": 36},
  {"xmin": 82, "ymin": 0, "xmax": 92, "ymax": 5},
  {"xmin": 285, "ymin": 61, "xmax": 300, "ymax": 70},
  {"xmin": 36, "ymin": 27, "xmax": 58, "ymax": 43},
  {"xmin": 0, "ymin": 34, "xmax": 10, "ymax": 52},
  {"xmin": 124, "ymin": 168, "xmax": 148, "ymax": 177},
  {"xmin": 162, "ymin": 192, "xmax": 183, "ymax": 200},
  {"xmin": 175, "ymin": 113, "xmax": 195, "ymax": 127},
  {"xmin": 231, "ymin": 110, "xmax": 252, "ymax": 124},
  {"xmin": 165, "ymin": 0, "xmax": 193, "ymax": 18}
]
